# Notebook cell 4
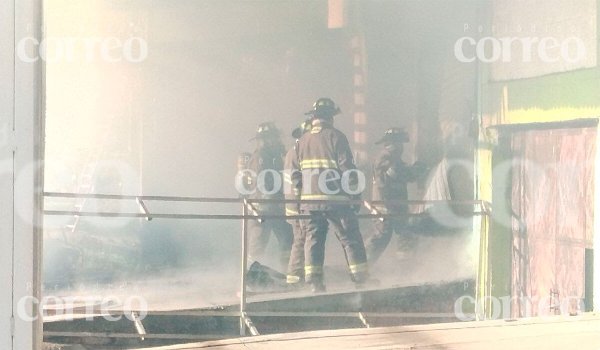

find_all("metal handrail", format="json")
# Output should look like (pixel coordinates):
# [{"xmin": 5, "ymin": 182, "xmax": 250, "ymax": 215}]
[
  {"xmin": 44, "ymin": 211, "xmax": 488, "ymax": 220},
  {"xmin": 44, "ymin": 191, "xmax": 491, "ymax": 207},
  {"xmin": 44, "ymin": 191, "xmax": 241, "ymax": 203},
  {"xmin": 43, "ymin": 192, "xmax": 490, "ymax": 337},
  {"xmin": 43, "ymin": 306, "xmax": 478, "ymax": 340}
]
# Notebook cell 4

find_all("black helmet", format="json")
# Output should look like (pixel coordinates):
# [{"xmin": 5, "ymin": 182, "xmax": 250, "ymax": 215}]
[
  {"xmin": 250, "ymin": 122, "xmax": 280, "ymax": 141},
  {"xmin": 375, "ymin": 127, "xmax": 409, "ymax": 144},
  {"xmin": 291, "ymin": 119, "xmax": 312, "ymax": 139},
  {"xmin": 304, "ymin": 98, "xmax": 341, "ymax": 118}
]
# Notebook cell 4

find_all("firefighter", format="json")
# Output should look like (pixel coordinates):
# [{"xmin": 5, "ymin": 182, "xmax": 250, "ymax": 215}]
[
  {"xmin": 291, "ymin": 98, "xmax": 369, "ymax": 293},
  {"xmin": 246, "ymin": 122, "xmax": 293, "ymax": 270},
  {"xmin": 365, "ymin": 127, "xmax": 428, "ymax": 264},
  {"xmin": 284, "ymin": 120, "xmax": 311, "ymax": 287}
]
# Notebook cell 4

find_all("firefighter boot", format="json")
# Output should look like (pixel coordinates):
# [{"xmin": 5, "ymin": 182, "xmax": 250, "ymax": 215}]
[{"xmin": 310, "ymin": 280, "xmax": 326, "ymax": 293}]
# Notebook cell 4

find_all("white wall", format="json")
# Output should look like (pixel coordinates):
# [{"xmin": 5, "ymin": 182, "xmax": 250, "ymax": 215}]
[
  {"xmin": 0, "ymin": 0, "xmax": 43, "ymax": 349},
  {"xmin": 491, "ymin": 0, "xmax": 597, "ymax": 80}
]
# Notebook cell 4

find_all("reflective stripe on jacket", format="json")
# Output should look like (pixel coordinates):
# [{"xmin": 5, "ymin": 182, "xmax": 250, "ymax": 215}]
[{"xmin": 291, "ymin": 119, "xmax": 359, "ymax": 211}]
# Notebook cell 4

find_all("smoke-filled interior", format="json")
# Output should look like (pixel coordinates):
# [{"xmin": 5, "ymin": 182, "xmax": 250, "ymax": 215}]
[{"xmin": 43, "ymin": 0, "xmax": 483, "ymax": 315}]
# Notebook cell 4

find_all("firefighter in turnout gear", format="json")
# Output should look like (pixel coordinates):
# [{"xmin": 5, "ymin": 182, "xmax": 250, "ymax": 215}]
[
  {"xmin": 246, "ymin": 122, "xmax": 293, "ymax": 270},
  {"xmin": 291, "ymin": 98, "xmax": 369, "ymax": 293},
  {"xmin": 365, "ymin": 127, "xmax": 428, "ymax": 264},
  {"xmin": 284, "ymin": 120, "xmax": 312, "ymax": 287}
]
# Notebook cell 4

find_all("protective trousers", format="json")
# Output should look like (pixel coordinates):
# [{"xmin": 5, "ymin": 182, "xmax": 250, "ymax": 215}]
[
  {"xmin": 248, "ymin": 218, "xmax": 293, "ymax": 270},
  {"xmin": 286, "ymin": 219, "xmax": 305, "ymax": 284},
  {"xmin": 303, "ymin": 208, "xmax": 368, "ymax": 285},
  {"xmin": 365, "ymin": 216, "xmax": 416, "ymax": 263}
]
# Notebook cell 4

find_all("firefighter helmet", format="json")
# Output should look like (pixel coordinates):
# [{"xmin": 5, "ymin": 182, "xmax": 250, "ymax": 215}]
[
  {"xmin": 304, "ymin": 98, "xmax": 341, "ymax": 118},
  {"xmin": 375, "ymin": 127, "xmax": 409, "ymax": 144},
  {"xmin": 291, "ymin": 119, "xmax": 312, "ymax": 139},
  {"xmin": 250, "ymin": 122, "xmax": 280, "ymax": 140}
]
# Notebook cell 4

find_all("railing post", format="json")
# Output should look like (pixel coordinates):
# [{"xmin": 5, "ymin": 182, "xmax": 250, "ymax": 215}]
[
  {"xmin": 476, "ymin": 203, "xmax": 491, "ymax": 321},
  {"xmin": 240, "ymin": 199, "xmax": 249, "ymax": 336}
]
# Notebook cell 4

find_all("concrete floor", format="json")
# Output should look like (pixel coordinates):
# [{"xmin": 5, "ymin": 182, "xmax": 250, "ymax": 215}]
[{"xmin": 138, "ymin": 314, "xmax": 600, "ymax": 350}]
